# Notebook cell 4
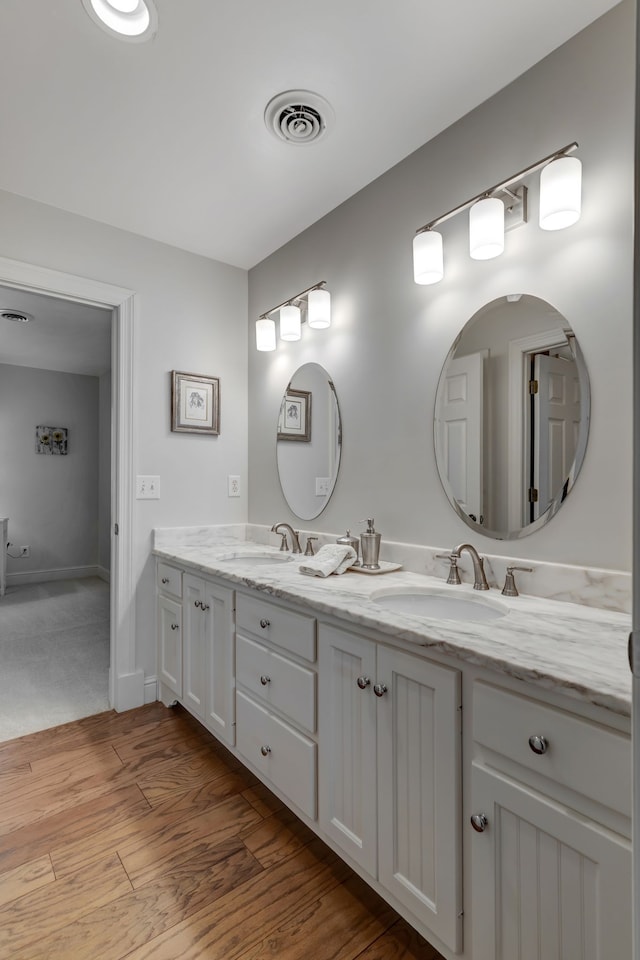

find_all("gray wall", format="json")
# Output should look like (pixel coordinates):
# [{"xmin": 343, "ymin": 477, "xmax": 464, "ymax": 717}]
[
  {"xmin": 0, "ymin": 198, "xmax": 248, "ymax": 679},
  {"xmin": 247, "ymin": 1, "xmax": 633, "ymax": 572},
  {"xmin": 0, "ymin": 363, "xmax": 99, "ymax": 576}
]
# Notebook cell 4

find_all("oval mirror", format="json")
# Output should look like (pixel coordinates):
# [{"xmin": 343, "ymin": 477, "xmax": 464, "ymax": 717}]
[
  {"xmin": 434, "ymin": 294, "xmax": 590, "ymax": 539},
  {"xmin": 276, "ymin": 363, "xmax": 342, "ymax": 520}
]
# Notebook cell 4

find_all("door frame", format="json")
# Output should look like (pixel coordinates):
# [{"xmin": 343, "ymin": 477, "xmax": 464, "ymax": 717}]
[
  {"xmin": 0, "ymin": 254, "xmax": 143, "ymax": 711},
  {"xmin": 506, "ymin": 327, "xmax": 567, "ymax": 530}
]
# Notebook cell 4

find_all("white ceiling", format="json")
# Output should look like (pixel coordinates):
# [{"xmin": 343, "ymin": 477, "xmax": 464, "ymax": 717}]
[
  {"xmin": 0, "ymin": 286, "xmax": 111, "ymax": 377},
  {"xmin": 0, "ymin": 0, "xmax": 621, "ymax": 273}
]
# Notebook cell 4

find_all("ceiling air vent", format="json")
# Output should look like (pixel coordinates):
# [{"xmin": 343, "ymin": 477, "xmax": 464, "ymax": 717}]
[
  {"xmin": 1, "ymin": 310, "xmax": 33, "ymax": 323},
  {"xmin": 264, "ymin": 91, "xmax": 334, "ymax": 145}
]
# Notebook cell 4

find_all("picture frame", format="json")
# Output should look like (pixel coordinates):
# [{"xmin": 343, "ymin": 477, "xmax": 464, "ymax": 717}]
[
  {"xmin": 171, "ymin": 371, "xmax": 220, "ymax": 435},
  {"xmin": 36, "ymin": 425, "xmax": 68, "ymax": 455},
  {"xmin": 277, "ymin": 388, "xmax": 311, "ymax": 442}
]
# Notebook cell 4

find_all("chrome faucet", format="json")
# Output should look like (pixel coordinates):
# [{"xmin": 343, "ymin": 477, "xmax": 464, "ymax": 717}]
[
  {"xmin": 451, "ymin": 543, "xmax": 490, "ymax": 591},
  {"xmin": 271, "ymin": 522, "xmax": 302, "ymax": 554}
]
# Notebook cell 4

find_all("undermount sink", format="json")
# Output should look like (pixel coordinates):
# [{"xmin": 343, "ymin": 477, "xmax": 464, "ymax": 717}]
[
  {"xmin": 218, "ymin": 551, "xmax": 292, "ymax": 565},
  {"xmin": 371, "ymin": 586, "xmax": 508, "ymax": 623}
]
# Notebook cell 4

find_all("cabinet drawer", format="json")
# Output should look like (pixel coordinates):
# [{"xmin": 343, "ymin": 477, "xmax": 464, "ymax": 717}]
[
  {"xmin": 474, "ymin": 682, "xmax": 631, "ymax": 818},
  {"xmin": 236, "ymin": 691, "xmax": 317, "ymax": 819},
  {"xmin": 236, "ymin": 593, "xmax": 316, "ymax": 662},
  {"xmin": 157, "ymin": 562, "xmax": 183, "ymax": 600},
  {"xmin": 236, "ymin": 635, "xmax": 316, "ymax": 733}
]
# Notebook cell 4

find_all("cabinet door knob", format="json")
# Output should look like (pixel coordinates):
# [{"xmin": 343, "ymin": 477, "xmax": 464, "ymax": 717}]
[
  {"xmin": 373, "ymin": 682, "xmax": 388, "ymax": 698},
  {"xmin": 201, "ymin": 603, "xmax": 210, "ymax": 612},
  {"xmin": 260, "ymin": 675, "xmax": 271, "ymax": 686},
  {"xmin": 170, "ymin": 623, "xmax": 179, "ymax": 631},
  {"xmin": 470, "ymin": 814, "xmax": 488, "ymax": 832},
  {"xmin": 259, "ymin": 618, "xmax": 270, "ymax": 629},
  {"xmin": 356, "ymin": 676, "xmax": 371, "ymax": 690},
  {"xmin": 260, "ymin": 745, "xmax": 271, "ymax": 756},
  {"xmin": 161, "ymin": 577, "xmax": 170, "ymax": 584},
  {"xmin": 528, "ymin": 734, "xmax": 548, "ymax": 755},
  {"xmin": 194, "ymin": 600, "xmax": 201, "ymax": 609}
]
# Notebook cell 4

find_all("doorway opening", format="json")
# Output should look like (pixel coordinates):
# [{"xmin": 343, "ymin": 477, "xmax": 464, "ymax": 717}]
[{"xmin": 0, "ymin": 255, "xmax": 141, "ymax": 729}]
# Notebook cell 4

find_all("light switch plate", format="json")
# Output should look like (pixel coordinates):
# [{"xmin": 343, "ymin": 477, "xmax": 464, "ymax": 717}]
[{"xmin": 136, "ymin": 475, "xmax": 160, "ymax": 499}]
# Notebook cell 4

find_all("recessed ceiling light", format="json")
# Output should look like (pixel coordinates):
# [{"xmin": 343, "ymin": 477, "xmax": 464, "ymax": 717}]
[{"xmin": 80, "ymin": 0, "xmax": 157, "ymax": 41}]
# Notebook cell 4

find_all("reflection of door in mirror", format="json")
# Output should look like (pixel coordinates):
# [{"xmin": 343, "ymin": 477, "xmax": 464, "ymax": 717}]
[
  {"xmin": 435, "ymin": 352, "xmax": 485, "ymax": 525},
  {"xmin": 434, "ymin": 295, "xmax": 590, "ymax": 541},
  {"xmin": 531, "ymin": 351, "xmax": 580, "ymax": 523}
]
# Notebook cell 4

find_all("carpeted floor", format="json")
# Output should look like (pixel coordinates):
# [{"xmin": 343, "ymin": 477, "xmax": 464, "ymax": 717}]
[{"xmin": 0, "ymin": 577, "xmax": 110, "ymax": 742}]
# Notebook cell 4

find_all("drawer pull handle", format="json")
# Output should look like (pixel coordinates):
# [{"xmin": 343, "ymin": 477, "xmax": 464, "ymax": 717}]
[
  {"xmin": 161, "ymin": 577, "xmax": 170, "ymax": 584},
  {"xmin": 373, "ymin": 682, "xmax": 388, "ymax": 698},
  {"xmin": 259, "ymin": 618, "xmax": 270, "ymax": 629},
  {"xmin": 356, "ymin": 676, "xmax": 371, "ymax": 690},
  {"xmin": 470, "ymin": 814, "xmax": 488, "ymax": 833},
  {"xmin": 170, "ymin": 623, "xmax": 179, "ymax": 631},
  {"xmin": 260, "ymin": 675, "xmax": 271, "ymax": 686},
  {"xmin": 260, "ymin": 745, "xmax": 271, "ymax": 756},
  {"xmin": 528, "ymin": 734, "xmax": 548, "ymax": 755}
]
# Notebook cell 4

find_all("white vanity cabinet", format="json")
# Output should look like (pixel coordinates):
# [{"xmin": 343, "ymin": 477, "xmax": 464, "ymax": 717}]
[
  {"xmin": 182, "ymin": 573, "xmax": 235, "ymax": 746},
  {"xmin": 156, "ymin": 561, "xmax": 235, "ymax": 746},
  {"xmin": 469, "ymin": 681, "xmax": 632, "ymax": 959},
  {"xmin": 234, "ymin": 592, "xmax": 318, "ymax": 820},
  {"xmin": 157, "ymin": 562, "xmax": 183, "ymax": 699},
  {"xmin": 318, "ymin": 622, "xmax": 463, "ymax": 953}
]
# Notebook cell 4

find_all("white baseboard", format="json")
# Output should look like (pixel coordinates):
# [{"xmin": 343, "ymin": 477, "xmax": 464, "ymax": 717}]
[
  {"xmin": 6, "ymin": 565, "xmax": 102, "ymax": 587},
  {"xmin": 97, "ymin": 566, "xmax": 110, "ymax": 583},
  {"xmin": 113, "ymin": 669, "xmax": 145, "ymax": 712},
  {"xmin": 144, "ymin": 676, "xmax": 159, "ymax": 704}
]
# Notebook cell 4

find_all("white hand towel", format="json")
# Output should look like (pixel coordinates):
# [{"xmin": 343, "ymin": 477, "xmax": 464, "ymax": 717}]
[{"xmin": 299, "ymin": 544, "xmax": 357, "ymax": 578}]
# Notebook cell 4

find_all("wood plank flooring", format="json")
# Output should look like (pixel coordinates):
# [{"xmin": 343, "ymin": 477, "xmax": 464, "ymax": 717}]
[{"xmin": 0, "ymin": 703, "xmax": 444, "ymax": 960}]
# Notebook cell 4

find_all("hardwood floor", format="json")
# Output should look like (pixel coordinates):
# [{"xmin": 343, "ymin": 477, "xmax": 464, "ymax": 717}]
[{"xmin": 0, "ymin": 703, "xmax": 444, "ymax": 960}]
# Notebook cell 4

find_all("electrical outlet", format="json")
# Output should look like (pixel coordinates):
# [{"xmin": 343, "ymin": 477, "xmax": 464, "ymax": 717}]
[
  {"xmin": 228, "ymin": 475, "xmax": 241, "ymax": 497},
  {"xmin": 136, "ymin": 475, "xmax": 160, "ymax": 499},
  {"xmin": 19, "ymin": 545, "xmax": 30, "ymax": 557},
  {"xmin": 315, "ymin": 477, "xmax": 331, "ymax": 496}
]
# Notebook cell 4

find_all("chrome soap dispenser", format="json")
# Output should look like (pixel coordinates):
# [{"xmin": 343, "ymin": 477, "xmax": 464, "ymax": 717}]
[{"xmin": 360, "ymin": 518, "xmax": 381, "ymax": 570}]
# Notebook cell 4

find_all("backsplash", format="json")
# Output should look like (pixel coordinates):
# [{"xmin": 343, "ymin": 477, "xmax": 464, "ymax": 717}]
[{"xmin": 153, "ymin": 524, "xmax": 631, "ymax": 615}]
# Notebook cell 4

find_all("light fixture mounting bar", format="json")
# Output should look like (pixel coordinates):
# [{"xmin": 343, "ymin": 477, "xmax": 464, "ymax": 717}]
[
  {"xmin": 258, "ymin": 281, "xmax": 327, "ymax": 320},
  {"xmin": 415, "ymin": 142, "xmax": 578, "ymax": 236}
]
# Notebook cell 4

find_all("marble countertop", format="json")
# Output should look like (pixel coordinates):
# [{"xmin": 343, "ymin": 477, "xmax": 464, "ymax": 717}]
[{"xmin": 153, "ymin": 531, "xmax": 632, "ymax": 718}]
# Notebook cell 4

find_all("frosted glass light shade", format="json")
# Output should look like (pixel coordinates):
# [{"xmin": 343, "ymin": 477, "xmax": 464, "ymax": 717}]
[
  {"xmin": 539, "ymin": 156, "xmax": 582, "ymax": 230},
  {"xmin": 256, "ymin": 317, "xmax": 276, "ymax": 351},
  {"xmin": 307, "ymin": 288, "xmax": 331, "ymax": 329},
  {"xmin": 279, "ymin": 304, "xmax": 301, "ymax": 341},
  {"xmin": 469, "ymin": 197, "xmax": 505, "ymax": 260},
  {"xmin": 413, "ymin": 231, "xmax": 444, "ymax": 284}
]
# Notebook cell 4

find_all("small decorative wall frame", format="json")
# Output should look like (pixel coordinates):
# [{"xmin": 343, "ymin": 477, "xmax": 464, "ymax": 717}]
[
  {"xmin": 171, "ymin": 371, "xmax": 220, "ymax": 435},
  {"xmin": 277, "ymin": 388, "xmax": 311, "ymax": 442},
  {"xmin": 36, "ymin": 426, "xmax": 68, "ymax": 455}
]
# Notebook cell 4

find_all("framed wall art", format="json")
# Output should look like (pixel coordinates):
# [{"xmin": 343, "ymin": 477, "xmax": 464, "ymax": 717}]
[
  {"xmin": 36, "ymin": 426, "xmax": 68, "ymax": 455},
  {"xmin": 277, "ymin": 388, "xmax": 311, "ymax": 442},
  {"xmin": 171, "ymin": 371, "xmax": 220, "ymax": 435}
]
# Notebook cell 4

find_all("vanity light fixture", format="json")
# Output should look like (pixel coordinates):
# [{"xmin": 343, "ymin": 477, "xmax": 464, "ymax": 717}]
[
  {"xmin": 255, "ymin": 282, "xmax": 330, "ymax": 352},
  {"xmin": 80, "ymin": 0, "xmax": 158, "ymax": 40},
  {"xmin": 413, "ymin": 141, "xmax": 580, "ymax": 284}
]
